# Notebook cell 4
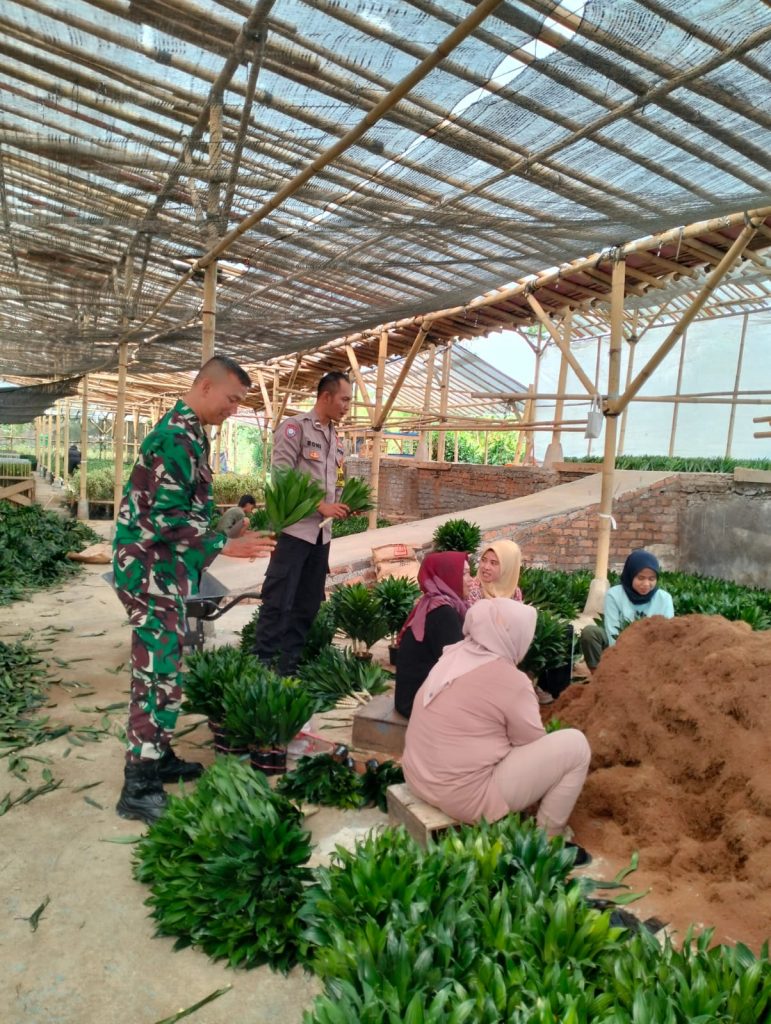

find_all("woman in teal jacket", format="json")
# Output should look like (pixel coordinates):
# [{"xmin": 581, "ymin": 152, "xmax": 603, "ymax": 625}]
[{"xmin": 580, "ymin": 550, "xmax": 674, "ymax": 671}]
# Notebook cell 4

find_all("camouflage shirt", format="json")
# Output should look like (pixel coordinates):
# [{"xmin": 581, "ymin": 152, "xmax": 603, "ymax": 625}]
[{"xmin": 113, "ymin": 399, "xmax": 226, "ymax": 628}]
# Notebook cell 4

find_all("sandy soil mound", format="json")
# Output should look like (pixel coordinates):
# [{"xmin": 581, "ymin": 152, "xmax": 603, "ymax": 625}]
[{"xmin": 561, "ymin": 614, "xmax": 771, "ymax": 948}]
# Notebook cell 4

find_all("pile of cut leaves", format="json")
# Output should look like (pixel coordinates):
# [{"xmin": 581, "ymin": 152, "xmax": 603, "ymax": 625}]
[
  {"xmin": 0, "ymin": 638, "xmax": 65, "ymax": 753},
  {"xmin": 0, "ymin": 501, "xmax": 99, "ymax": 604}
]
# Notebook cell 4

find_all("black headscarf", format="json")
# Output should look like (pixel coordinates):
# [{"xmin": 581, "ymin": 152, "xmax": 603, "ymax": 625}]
[{"xmin": 620, "ymin": 549, "xmax": 660, "ymax": 605}]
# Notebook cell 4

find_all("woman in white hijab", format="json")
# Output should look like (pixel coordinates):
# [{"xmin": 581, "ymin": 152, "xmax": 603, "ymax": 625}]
[{"xmin": 403, "ymin": 599, "xmax": 591, "ymax": 855}]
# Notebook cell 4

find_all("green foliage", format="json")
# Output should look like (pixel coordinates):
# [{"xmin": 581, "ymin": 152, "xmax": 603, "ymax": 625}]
[
  {"xmin": 264, "ymin": 467, "xmax": 326, "ymax": 535},
  {"xmin": 519, "ymin": 610, "xmax": 573, "ymax": 677},
  {"xmin": 277, "ymin": 753, "xmax": 365, "ymax": 809},
  {"xmin": 298, "ymin": 646, "xmax": 390, "ymax": 712},
  {"xmin": 67, "ymin": 467, "xmax": 130, "ymax": 501},
  {"xmin": 301, "ymin": 817, "xmax": 771, "ymax": 1023},
  {"xmin": 338, "ymin": 477, "xmax": 374, "ymax": 515},
  {"xmin": 374, "ymin": 576, "xmax": 421, "ymax": 643},
  {"xmin": 0, "ymin": 639, "xmax": 58, "ymax": 753},
  {"xmin": 519, "ymin": 567, "xmax": 596, "ymax": 619},
  {"xmin": 0, "ymin": 501, "xmax": 100, "ymax": 605},
  {"xmin": 329, "ymin": 583, "xmax": 389, "ymax": 653},
  {"xmin": 239, "ymin": 601, "xmax": 340, "ymax": 666},
  {"xmin": 486, "ymin": 433, "xmax": 521, "ymax": 465},
  {"xmin": 211, "ymin": 472, "xmax": 265, "ymax": 506},
  {"xmin": 563, "ymin": 454, "xmax": 771, "ymax": 473},
  {"xmin": 359, "ymin": 759, "xmax": 404, "ymax": 813},
  {"xmin": 0, "ymin": 458, "xmax": 31, "ymax": 477},
  {"xmin": 331, "ymin": 516, "xmax": 391, "ymax": 537},
  {"xmin": 248, "ymin": 506, "xmax": 271, "ymax": 531},
  {"xmin": 133, "ymin": 758, "xmax": 313, "ymax": 971},
  {"xmin": 223, "ymin": 665, "xmax": 315, "ymax": 749},
  {"xmin": 432, "ymin": 518, "xmax": 482, "ymax": 556},
  {"xmin": 182, "ymin": 645, "xmax": 257, "ymax": 722}
]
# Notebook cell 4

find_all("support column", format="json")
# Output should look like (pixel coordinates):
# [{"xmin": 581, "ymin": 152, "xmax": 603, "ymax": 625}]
[
  {"xmin": 132, "ymin": 407, "xmax": 140, "ymax": 462},
  {"xmin": 542, "ymin": 310, "xmax": 571, "ymax": 467},
  {"xmin": 668, "ymin": 331, "xmax": 688, "ymax": 457},
  {"xmin": 436, "ymin": 342, "xmax": 452, "ymax": 463},
  {"xmin": 368, "ymin": 330, "xmax": 388, "ymax": 529},
  {"xmin": 62, "ymin": 399, "xmax": 71, "ymax": 483},
  {"xmin": 725, "ymin": 312, "xmax": 749, "ymax": 457},
  {"xmin": 78, "ymin": 375, "xmax": 90, "ymax": 520},
  {"xmin": 34, "ymin": 417, "xmax": 41, "ymax": 470},
  {"xmin": 54, "ymin": 402, "xmax": 63, "ymax": 481},
  {"xmin": 112, "ymin": 341, "xmax": 129, "ymax": 521},
  {"xmin": 617, "ymin": 311, "xmax": 639, "ymax": 456},
  {"xmin": 418, "ymin": 342, "xmax": 436, "ymax": 461}
]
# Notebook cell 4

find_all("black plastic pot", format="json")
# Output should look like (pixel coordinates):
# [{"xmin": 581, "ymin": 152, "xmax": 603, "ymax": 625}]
[
  {"xmin": 209, "ymin": 719, "xmax": 249, "ymax": 757},
  {"xmin": 538, "ymin": 626, "xmax": 575, "ymax": 699},
  {"xmin": 250, "ymin": 748, "xmax": 273, "ymax": 775},
  {"xmin": 388, "ymin": 644, "xmax": 399, "ymax": 666},
  {"xmin": 270, "ymin": 747, "xmax": 287, "ymax": 775}
]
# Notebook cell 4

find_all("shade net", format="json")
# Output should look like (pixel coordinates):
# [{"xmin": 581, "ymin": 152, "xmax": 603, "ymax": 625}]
[
  {"xmin": 0, "ymin": 0, "xmax": 769, "ymax": 377},
  {"xmin": 0, "ymin": 377, "xmax": 83, "ymax": 423}
]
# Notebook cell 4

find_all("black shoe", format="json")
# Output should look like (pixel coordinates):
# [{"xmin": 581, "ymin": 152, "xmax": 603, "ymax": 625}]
[
  {"xmin": 566, "ymin": 842, "xmax": 592, "ymax": 867},
  {"xmin": 156, "ymin": 747, "xmax": 204, "ymax": 783},
  {"xmin": 116, "ymin": 762, "xmax": 168, "ymax": 825}
]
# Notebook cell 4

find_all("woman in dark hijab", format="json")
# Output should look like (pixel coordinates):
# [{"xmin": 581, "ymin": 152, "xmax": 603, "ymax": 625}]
[
  {"xmin": 580, "ymin": 549, "xmax": 674, "ymax": 671},
  {"xmin": 394, "ymin": 552, "xmax": 471, "ymax": 717}
]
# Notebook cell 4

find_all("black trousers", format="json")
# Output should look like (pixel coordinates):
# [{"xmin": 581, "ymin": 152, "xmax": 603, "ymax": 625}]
[{"xmin": 253, "ymin": 532, "xmax": 329, "ymax": 675}]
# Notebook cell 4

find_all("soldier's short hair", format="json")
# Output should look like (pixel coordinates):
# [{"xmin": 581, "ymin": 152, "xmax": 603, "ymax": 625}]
[
  {"xmin": 317, "ymin": 371, "xmax": 350, "ymax": 397},
  {"xmin": 196, "ymin": 355, "xmax": 251, "ymax": 388}
]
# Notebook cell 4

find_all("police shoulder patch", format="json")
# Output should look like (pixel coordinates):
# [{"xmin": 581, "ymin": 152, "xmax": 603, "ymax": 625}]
[{"xmin": 285, "ymin": 424, "xmax": 298, "ymax": 438}]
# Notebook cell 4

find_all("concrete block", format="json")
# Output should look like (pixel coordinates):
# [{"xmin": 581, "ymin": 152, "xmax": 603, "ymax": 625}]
[{"xmin": 351, "ymin": 692, "xmax": 408, "ymax": 755}]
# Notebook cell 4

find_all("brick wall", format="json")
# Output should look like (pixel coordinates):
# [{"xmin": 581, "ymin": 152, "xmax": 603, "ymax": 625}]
[{"xmin": 346, "ymin": 457, "xmax": 587, "ymax": 521}]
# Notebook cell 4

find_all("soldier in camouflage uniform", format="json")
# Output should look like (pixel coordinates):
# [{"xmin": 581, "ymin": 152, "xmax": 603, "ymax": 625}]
[{"xmin": 113, "ymin": 356, "xmax": 275, "ymax": 824}]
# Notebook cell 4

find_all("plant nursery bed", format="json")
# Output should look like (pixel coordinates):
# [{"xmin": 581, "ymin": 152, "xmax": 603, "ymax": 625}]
[{"xmin": 558, "ymin": 612, "xmax": 771, "ymax": 952}]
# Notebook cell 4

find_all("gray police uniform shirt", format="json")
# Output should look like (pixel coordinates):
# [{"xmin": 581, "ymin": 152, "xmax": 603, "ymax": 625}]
[
  {"xmin": 271, "ymin": 410, "xmax": 344, "ymax": 545},
  {"xmin": 216, "ymin": 506, "xmax": 246, "ymax": 539}
]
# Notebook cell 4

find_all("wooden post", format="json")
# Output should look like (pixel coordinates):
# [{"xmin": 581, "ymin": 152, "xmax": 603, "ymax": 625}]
[
  {"xmin": 62, "ymin": 399, "xmax": 71, "ymax": 482},
  {"xmin": 232, "ymin": 421, "xmax": 239, "ymax": 475},
  {"xmin": 78, "ymin": 375, "xmax": 89, "ymax": 520},
  {"xmin": 112, "ymin": 341, "xmax": 129, "ymax": 520},
  {"xmin": 668, "ymin": 331, "xmax": 688, "ymax": 457},
  {"xmin": 345, "ymin": 344, "xmax": 376, "ymax": 425},
  {"xmin": 437, "ymin": 342, "xmax": 452, "ymax": 463},
  {"xmin": 34, "ymin": 417, "xmax": 41, "ymax": 470},
  {"xmin": 551, "ymin": 325, "xmax": 571, "ymax": 446},
  {"xmin": 611, "ymin": 221, "xmax": 758, "ymax": 415},
  {"xmin": 54, "ymin": 402, "xmax": 63, "ymax": 481},
  {"xmin": 483, "ymin": 431, "xmax": 489, "ymax": 465},
  {"xmin": 419, "ymin": 342, "xmax": 436, "ymax": 461},
  {"xmin": 374, "ymin": 327, "xmax": 427, "ymax": 430},
  {"xmin": 586, "ymin": 334, "xmax": 604, "ymax": 458},
  {"xmin": 585, "ymin": 259, "xmax": 625, "ymax": 616},
  {"xmin": 617, "ymin": 310, "xmax": 639, "ymax": 455},
  {"xmin": 214, "ymin": 427, "xmax": 223, "ymax": 475},
  {"xmin": 453, "ymin": 431, "xmax": 460, "ymax": 463},
  {"xmin": 526, "ymin": 294, "xmax": 596, "ymax": 395},
  {"xmin": 132, "ymin": 407, "xmax": 140, "ymax": 462},
  {"xmin": 725, "ymin": 312, "xmax": 749, "ymax": 457},
  {"xmin": 368, "ymin": 330, "xmax": 388, "ymax": 529}
]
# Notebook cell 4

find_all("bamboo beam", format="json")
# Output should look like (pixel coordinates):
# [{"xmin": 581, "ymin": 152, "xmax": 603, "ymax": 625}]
[
  {"xmin": 668, "ymin": 330, "xmax": 688, "ymax": 457},
  {"xmin": 612, "ymin": 221, "xmax": 759, "ymax": 415},
  {"xmin": 725, "ymin": 312, "xmax": 749, "ymax": 457},
  {"xmin": 368, "ymin": 330, "xmax": 389, "ymax": 529},
  {"xmin": 54, "ymin": 403, "xmax": 62, "ymax": 481},
  {"xmin": 526, "ymin": 294, "xmax": 596, "ymax": 395},
  {"xmin": 276, "ymin": 353, "xmax": 303, "ymax": 424},
  {"xmin": 374, "ymin": 327, "xmax": 427, "ymax": 430},
  {"xmin": 255, "ymin": 371, "xmax": 274, "ymax": 425},
  {"xmin": 78, "ymin": 375, "xmax": 89, "ymax": 520},
  {"xmin": 345, "ymin": 344, "xmax": 375, "ymax": 425},
  {"xmin": 132, "ymin": 406, "xmax": 140, "ymax": 462},
  {"xmin": 419, "ymin": 342, "xmax": 436, "ymax": 461},
  {"xmin": 588, "ymin": 258, "xmax": 626, "ymax": 608},
  {"xmin": 436, "ymin": 342, "xmax": 453, "ymax": 463},
  {"xmin": 62, "ymin": 399, "xmax": 71, "ymax": 482},
  {"xmin": 112, "ymin": 341, "xmax": 129, "ymax": 521}
]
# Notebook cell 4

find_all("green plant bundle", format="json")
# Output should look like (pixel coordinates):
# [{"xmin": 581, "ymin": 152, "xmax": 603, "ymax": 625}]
[
  {"xmin": 374, "ymin": 576, "xmax": 421, "ymax": 644},
  {"xmin": 432, "ymin": 517, "xmax": 482, "ymax": 556},
  {"xmin": 518, "ymin": 610, "xmax": 573, "ymax": 677},
  {"xmin": 301, "ymin": 816, "xmax": 771, "ymax": 1024},
  {"xmin": 133, "ymin": 757, "xmax": 313, "ymax": 971},
  {"xmin": 331, "ymin": 516, "xmax": 391, "ymax": 538},
  {"xmin": 182, "ymin": 645, "xmax": 258, "ymax": 722},
  {"xmin": 0, "ymin": 639, "xmax": 59, "ymax": 753},
  {"xmin": 67, "ymin": 467, "xmax": 131, "ymax": 502},
  {"xmin": 329, "ymin": 584, "xmax": 389, "ymax": 654},
  {"xmin": 248, "ymin": 506, "xmax": 271, "ymax": 531},
  {"xmin": 338, "ymin": 477, "xmax": 374, "ymax": 515},
  {"xmin": 359, "ymin": 759, "xmax": 404, "ymax": 813},
  {"xmin": 298, "ymin": 647, "xmax": 390, "ymax": 712},
  {"xmin": 277, "ymin": 754, "xmax": 364, "ymax": 809},
  {"xmin": 211, "ymin": 473, "xmax": 265, "ymax": 506},
  {"xmin": 0, "ymin": 501, "xmax": 100, "ymax": 605},
  {"xmin": 223, "ymin": 665, "xmax": 316, "ymax": 749},
  {"xmin": 264, "ymin": 467, "xmax": 326, "ymax": 535},
  {"xmin": 564, "ymin": 454, "xmax": 771, "ymax": 473}
]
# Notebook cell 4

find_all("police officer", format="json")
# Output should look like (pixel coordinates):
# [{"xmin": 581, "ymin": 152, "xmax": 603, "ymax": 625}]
[
  {"xmin": 113, "ymin": 356, "xmax": 275, "ymax": 824},
  {"xmin": 253, "ymin": 371, "xmax": 352, "ymax": 674}
]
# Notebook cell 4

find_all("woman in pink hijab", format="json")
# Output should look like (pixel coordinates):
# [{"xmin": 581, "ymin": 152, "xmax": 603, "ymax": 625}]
[
  {"xmin": 403, "ymin": 599, "xmax": 591, "ymax": 858},
  {"xmin": 394, "ymin": 552, "xmax": 471, "ymax": 718}
]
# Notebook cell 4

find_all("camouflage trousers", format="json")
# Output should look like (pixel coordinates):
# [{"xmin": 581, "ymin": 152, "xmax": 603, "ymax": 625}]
[{"xmin": 126, "ymin": 623, "xmax": 184, "ymax": 764}]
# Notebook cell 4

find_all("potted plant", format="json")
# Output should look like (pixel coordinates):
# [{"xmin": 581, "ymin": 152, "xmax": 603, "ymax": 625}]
[
  {"xmin": 183, "ymin": 646, "xmax": 258, "ymax": 754},
  {"xmin": 518, "ymin": 610, "xmax": 574, "ymax": 699},
  {"xmin": 374, "ymin": 575, "xmax": 421, "ymax": 664},
  {"xmin": 223, "ymin": 664, "xmax": 316, "ymax": 775},
  {"xmin": 432, "ymin": 517, "xmax": 482, "ymax": 572},
  {"xmin": 329, "ymin": 583, "xmax": 389, "ymax": 660}
]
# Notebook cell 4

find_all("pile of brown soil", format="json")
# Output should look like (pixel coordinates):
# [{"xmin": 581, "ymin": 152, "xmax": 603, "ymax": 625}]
[{"xmin": 561, "ymin": 614, "xmax": 771, "ymax": 949}]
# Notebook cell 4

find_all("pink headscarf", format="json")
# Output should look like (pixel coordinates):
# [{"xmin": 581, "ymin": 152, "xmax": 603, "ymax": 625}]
[
  {"xmin": 422, "ymin": 598, "xmax": 537, "ymax": 706},
  {"xmin": 399, "ymin": 551, "xmax": 468, "ymax": 643}
]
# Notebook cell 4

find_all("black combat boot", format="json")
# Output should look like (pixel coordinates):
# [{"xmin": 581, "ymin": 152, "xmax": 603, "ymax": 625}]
[
  {"xmin": 116, "ymin": 761, "xmax": 168, "ymax": 824},
  {"xmin": 156, "ymin": 746, "xmax": 204, "ymax": 783}
]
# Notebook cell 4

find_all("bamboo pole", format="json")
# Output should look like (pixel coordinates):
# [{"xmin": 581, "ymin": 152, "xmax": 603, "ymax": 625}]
[
  {"xmin": 725, "ymin": 312, "xmax": 749, "ymax": 457},
  {"xmin": 78, "ymin": 375, "xmax": 89, "ymax": 520},
  {"xmin": 483, "ymin": 431, "xmax": 489, "ymax": 465},
  {"xmin": 34, "ymin": 417, "xmax": 41, "ymax": 470},
  {"xmin": 453, "ymin": 431, "xmax": 460, "ymax": 463},
  {"xmin": 62, "ymin": 399, "xmax": 71, "ymax": 483},
  {"xmin": 612, "ymin": 221, "xmax": 759, "ymax": 415},
  {"xmin": 214, "ymin": 427, "xmax": 223, "ymax": 476},
  {"xmin": 345, "ymin": 344, "xmax": 376, "ymax": 425},
  {"xmin": 436, "ymin": 342, "xmax": 453, "ymax": 463},
  {"xmin": 54, "ymin": 403, "xmax": 62, "ymax": 481},
  {"xmin": 418, "ymin": 342, "xmax": 436, "ymax": 461},
  {"xmin": 255, "ymin": 371, "xmax": 274, "ymax": 425},
  {"xmin": 112, "ymin": 341, "xmax": 129, "ymax": 521},
  {"xmin": 132, "ymin": 407, "xmax": 140, "ymax": 462},
  {"xmin": 586, "ymin": 258, "xmax": 626, "ymax": 616},
  {"xmin": 617, "ymin": 310, "xmax": 639, "ymax": 455},
  {"xmin": 374, "ymin": 327, "xmax": 427, "ymax": 430},
  {"xmin": 44, "ymin": 414, "xmax": 51, "ymax": 475},
  {"xmin": 368, "ymin": 330, "xmax": 389, "ymax": 529},
  {"xmin": 526, "ymin": 294, "xmax": 596, "ymax": 395},
  {"xmin": 668, "ymin": 330, "xmax": 688, "ymax": 457},
  {"xmin": 276, "ymin": 353, "xmax": 303, "ymax": 424}
]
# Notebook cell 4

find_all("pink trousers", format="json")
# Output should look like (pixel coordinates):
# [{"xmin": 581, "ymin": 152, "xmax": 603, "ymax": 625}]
[{"xmin": 491, "ymin": 728, "xmax": 591, "ymax": 837}]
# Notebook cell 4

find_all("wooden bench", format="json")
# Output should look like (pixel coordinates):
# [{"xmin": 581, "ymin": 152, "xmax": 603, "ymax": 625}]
[
  {"xmin": 351, "ymin": 692, "xmax": 408, "ymax": 756},
  {"xmin": 386, "ymin": 782, "xmax": 460, "ymax": 846}
]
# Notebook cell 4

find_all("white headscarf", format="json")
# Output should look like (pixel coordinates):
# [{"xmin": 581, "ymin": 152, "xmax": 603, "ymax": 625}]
[{"xmin": 422, "ymin": 598, "xmax": 537, "ymax": 706}]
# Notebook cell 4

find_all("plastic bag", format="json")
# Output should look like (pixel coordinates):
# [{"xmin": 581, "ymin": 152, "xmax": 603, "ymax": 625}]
[{"xmin": 584, "ymin": 395, "xmax": 604, "ymax": 439}]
